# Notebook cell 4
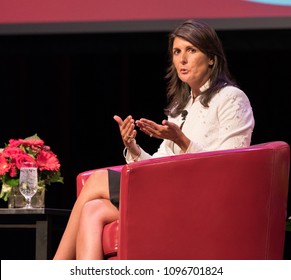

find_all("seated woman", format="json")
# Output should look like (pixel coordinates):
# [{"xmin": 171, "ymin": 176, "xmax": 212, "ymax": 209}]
[{"xmin": 53, "ymin": 19, "xmax": 255, "ymax": 260}]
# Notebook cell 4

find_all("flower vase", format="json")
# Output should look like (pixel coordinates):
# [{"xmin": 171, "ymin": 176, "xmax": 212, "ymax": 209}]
[{"xmin": 8, "ymin": 186, "xmax": 45, "ymax": 208}]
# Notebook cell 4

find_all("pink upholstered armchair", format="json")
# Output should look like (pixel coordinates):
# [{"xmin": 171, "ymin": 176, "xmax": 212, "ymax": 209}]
[{"xmin": 76, "ymin": 141, "xmax": 290, "ymax": 260}]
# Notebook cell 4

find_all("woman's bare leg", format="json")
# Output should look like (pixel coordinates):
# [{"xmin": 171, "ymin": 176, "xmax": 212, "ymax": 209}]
[
  {"xmin": 53, "ymin": 169, "xmax": 114, "ymax": 259},
  {"xmin": 76, "ymin": 199, "xmax": 119, "ymax": 259}
]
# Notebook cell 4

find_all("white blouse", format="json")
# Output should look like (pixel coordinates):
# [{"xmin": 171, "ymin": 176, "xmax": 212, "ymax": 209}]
[{"xmin": 125, "ymin": 85, "xmax": 255, "ymax": 163}]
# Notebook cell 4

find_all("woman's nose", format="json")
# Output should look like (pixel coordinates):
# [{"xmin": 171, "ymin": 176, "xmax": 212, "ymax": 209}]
[{"xmin": 180, "ymin": 52, "xmax": 187, "ymax": 64}]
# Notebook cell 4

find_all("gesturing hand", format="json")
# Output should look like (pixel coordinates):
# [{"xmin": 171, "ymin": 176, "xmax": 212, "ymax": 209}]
[
  {"xmin": 113, "ymin": 115, "xmax": 137, "ymax": 147},
  {"xmin": 136, "ymin": 118, "xmax": 190, "ymax": 152},
  {"xmin": 135, "ymin": 118, "xmax": 181, "ymax": 141}
]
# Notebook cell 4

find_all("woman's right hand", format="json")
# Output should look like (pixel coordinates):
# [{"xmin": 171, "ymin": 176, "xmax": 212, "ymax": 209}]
[{"xmin": 113, "ymin": 115, "xmax": 138, "ymax": 149}]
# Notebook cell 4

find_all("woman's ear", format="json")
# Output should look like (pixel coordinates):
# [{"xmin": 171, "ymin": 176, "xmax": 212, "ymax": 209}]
[{"xmin": 208, "ymin": 57, "xmax": 214, "ymax": 66}]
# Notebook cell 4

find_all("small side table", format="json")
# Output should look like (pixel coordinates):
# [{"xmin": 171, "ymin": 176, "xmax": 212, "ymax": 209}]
[{"xmin": 0, "ymin": 208, "xmax": 71, "ymax": 260}]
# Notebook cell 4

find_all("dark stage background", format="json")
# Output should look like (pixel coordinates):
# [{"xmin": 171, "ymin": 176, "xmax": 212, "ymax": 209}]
[{"xmin": 0, "ymin": 28, "xmax": 291, "ymax": 218}]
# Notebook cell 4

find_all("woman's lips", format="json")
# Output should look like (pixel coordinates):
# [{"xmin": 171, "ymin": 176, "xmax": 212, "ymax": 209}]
[{"xmin": 180, "ymin": 68, "xmax": 188, "ymax": 74}]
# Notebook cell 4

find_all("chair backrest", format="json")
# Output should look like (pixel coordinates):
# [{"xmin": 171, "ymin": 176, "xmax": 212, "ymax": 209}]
[{"xmin": 118, "ymin": 141, "xmax": 290, "ymax": 259}]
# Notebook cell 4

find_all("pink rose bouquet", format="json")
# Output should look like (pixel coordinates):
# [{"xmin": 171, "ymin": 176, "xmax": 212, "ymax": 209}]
[{"xmin": 0, "ymin": 134, "xmax": 63, "ymax": 201}]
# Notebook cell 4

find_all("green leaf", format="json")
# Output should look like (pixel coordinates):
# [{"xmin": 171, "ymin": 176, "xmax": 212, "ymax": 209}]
[
  {"xmin": 24, "ymin": 134, "xmax": 42, "ymax": 140},
  {"xmin": 4, "ymin": 177, "xmax": 19, "ymax": 187},
  {"xmin": 49, "ymin": 170, "xmax": 64, "ymax": 184}
]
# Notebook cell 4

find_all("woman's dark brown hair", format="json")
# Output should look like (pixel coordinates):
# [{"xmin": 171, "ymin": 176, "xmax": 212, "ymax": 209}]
[{"xmin": 165, "ymin": 19, "xmax": 236, "ymax": 117}]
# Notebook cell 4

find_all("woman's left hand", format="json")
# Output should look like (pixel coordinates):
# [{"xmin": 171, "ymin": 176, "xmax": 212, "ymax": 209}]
[
  {"xmin": 136, "ymin": 118, "xmax": 191, "ymax": 152},
  {"xmin": 136, "ymin": 118, "xmax": 181, "ymax": 142}
]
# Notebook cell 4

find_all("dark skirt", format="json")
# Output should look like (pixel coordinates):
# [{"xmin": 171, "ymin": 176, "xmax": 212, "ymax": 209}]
[{"xmin": 108, "ymin": 169, "xmax": 121, "ymax": 208}]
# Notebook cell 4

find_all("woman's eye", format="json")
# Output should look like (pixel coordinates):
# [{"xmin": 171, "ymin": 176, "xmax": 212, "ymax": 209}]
[
  {"xmin": 173, "ymin": 49, "xmax": 180, "ymax": 55},
  {"xmin": 188, "ymin": 48, "xmax": 195, "ymax": 53}
]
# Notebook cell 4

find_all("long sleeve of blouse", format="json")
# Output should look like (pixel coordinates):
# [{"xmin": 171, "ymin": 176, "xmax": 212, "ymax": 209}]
[{"xmin": 125, "ymin": 85, "xmax": 255, "ymax": 163}]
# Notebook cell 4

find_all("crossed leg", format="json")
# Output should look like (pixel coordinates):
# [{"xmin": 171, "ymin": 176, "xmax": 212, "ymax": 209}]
[
  {"xmin": 76, "ymin": 199, "xmax": 119, "ymax": 259},
  {"xmin": 53, "ymin": 169, "xmax": 119, "ymax": 260}
]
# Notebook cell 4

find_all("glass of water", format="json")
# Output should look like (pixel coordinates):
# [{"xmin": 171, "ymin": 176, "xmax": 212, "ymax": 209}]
[{"xmin": 18, "ymin": 162, "xmax": 38, "ymax": 209}]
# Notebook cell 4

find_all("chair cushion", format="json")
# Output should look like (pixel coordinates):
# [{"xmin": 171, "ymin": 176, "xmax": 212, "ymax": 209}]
[{"xmin": 102, "ymin": 220, "xmax": 119, "ymax": 259}]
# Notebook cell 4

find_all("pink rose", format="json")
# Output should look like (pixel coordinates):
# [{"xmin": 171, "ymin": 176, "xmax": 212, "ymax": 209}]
[
  {"xmin": 21, "ymin": 139, "xmax": 44, "ymax": 147},
  {"xmin": 9, "ymin": 164, "xmax": 17, "ymax": 177},
  {"xmin": 2, "ymin": 146, "xmax": 23, "ymax": 158},
  {"xmin": 13, "ymin": 153, "xmax": 36, "ymax": 170},
  {"xmin": 0, "ymin": 157, "xmax": 10, "ymax": 175},
  {"xmin": 9, "ymin": 138, "xmax": 44, "ymax": 148},
  {"xmin": 36, "ymin": 150, "xmax": 60, "ymax": 171}
]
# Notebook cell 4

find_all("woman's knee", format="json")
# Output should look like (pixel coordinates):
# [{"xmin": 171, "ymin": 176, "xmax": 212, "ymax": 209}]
[
  {"xmin": 87, "ymin": 169, "xmax": 108, "ymax": 184},
  {"xmin": 81, "ymin": 200, "xmax": 108, "ymax": 222},
  {"xmin": 80, "ymin": 199, "xmax": 119, "ymax": 226},
  {"xmin": 81, "ymin": 199, "xmax": 104, "ymax": 217},
  {"xmin": 79, "ymin": 169, "xmax": 110, "ymax": 200}
]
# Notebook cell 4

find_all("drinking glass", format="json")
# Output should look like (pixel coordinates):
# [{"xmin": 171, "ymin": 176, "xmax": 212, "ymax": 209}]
[{"xmin": 18, "ymin": 162, "xmax": 38, "ymax": 209}]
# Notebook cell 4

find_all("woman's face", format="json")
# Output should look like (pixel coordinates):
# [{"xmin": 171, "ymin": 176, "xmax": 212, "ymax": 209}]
[{"xmin": 172, "ymin": 37, "xmax": 214, "ymax": 92}]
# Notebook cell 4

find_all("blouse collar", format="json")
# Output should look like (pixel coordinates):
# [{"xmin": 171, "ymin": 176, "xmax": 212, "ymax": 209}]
[
  {"xmin": 199, "ymin": 80, "xmax": 210, "ymax": 92},
  {"xmin": 190, "ymin": 80, "xmax": 210, "ymax": 99}
]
